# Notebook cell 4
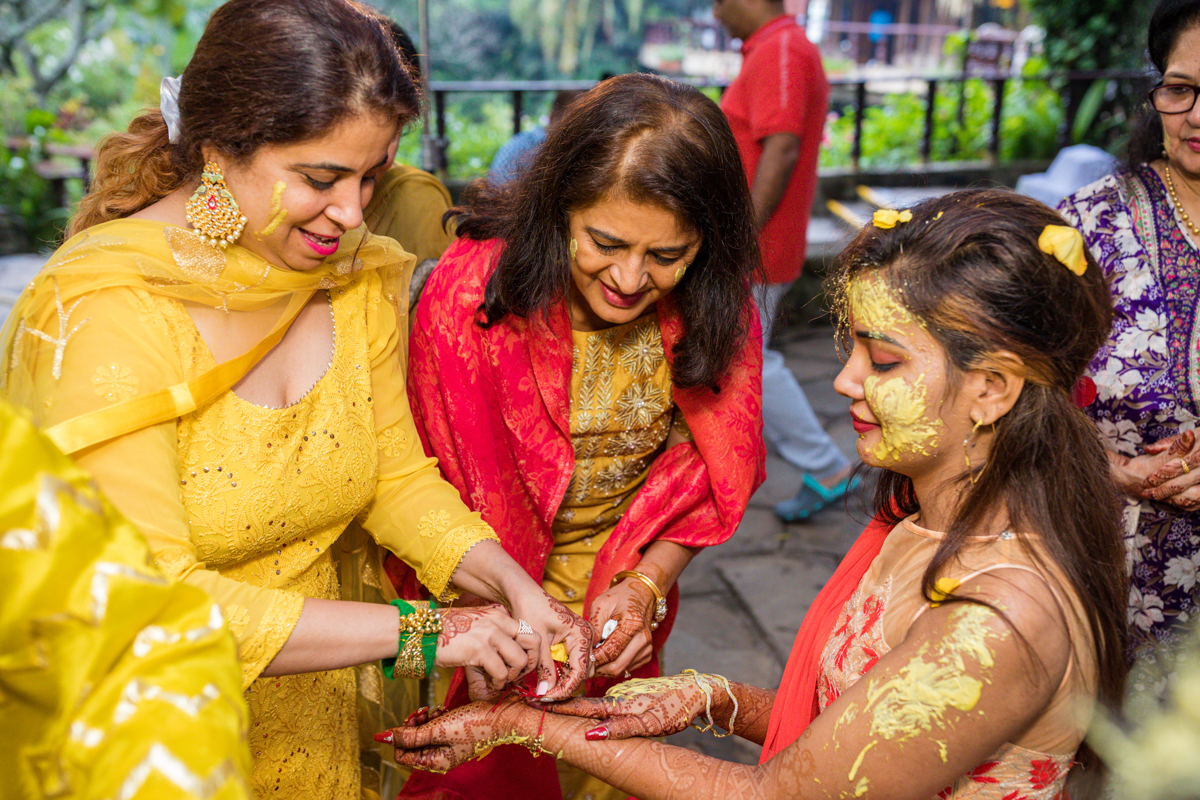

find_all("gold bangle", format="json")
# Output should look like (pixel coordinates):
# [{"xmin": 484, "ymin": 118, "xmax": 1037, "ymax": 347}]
[{"xmin": 612, "ymin": 570, "xmax": 668, "ymax": 629}]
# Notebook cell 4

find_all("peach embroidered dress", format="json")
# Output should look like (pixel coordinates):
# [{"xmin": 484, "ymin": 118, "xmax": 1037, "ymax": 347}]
[
  {"xmin": 1, "ymin": 220, "xmax": 500, "ymax": 798},
  {"xmin": 817, "ymin": 516, "xmax": 1098, "ymax": 800}
]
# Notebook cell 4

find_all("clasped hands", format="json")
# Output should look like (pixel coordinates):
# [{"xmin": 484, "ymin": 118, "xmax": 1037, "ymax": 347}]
[
  {"xmin": 377, "ymin": 673, "xmax": 727, "ymax": 774},
  {"xmin": 439, "ymin": 571, "xmax": 661, "ymax": 702},
  {"xmin": 1112, "ymin": 429, "xmax": 1200, "ymax": 510}
]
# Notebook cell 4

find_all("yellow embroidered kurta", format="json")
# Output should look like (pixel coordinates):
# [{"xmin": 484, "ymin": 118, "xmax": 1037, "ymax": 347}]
[
  {"xmin": 0, "ymin": 398, "xmax": 251, "ymax": 800},
  {"xmin": 543, "ymin": 314, "xmax": 676, "ymax": 615},
  {"xmin": 1, "ymin": 221, "xmax": 499, "ymax": 798}
]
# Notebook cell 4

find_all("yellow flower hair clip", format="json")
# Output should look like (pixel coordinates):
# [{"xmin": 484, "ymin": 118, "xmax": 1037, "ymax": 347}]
[
  {"xmin": 1038, "ymin": 224, "xmax": 1087, "ymax": 276},
  {"xmin": 872, "ymin": 208, "xmax": 913, "ymax": 229}
]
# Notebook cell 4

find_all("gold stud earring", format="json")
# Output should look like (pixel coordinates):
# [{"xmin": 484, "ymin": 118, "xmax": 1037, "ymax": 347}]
[
  {"xmin": 569, "ymin": 238, "xmax": 578, "ymax": 262},
  {"xmin": 674, "ymin": 264, "xmax": 688, "ymax": 284},
  {"xmin": 185, "ymin": 161, "xmax": 248, "ymax": 248}
]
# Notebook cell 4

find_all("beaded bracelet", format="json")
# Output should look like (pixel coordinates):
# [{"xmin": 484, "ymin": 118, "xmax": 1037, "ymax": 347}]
[{"xmin": 383, "ymin": 599, "xmax": 441, "ymax": 680}]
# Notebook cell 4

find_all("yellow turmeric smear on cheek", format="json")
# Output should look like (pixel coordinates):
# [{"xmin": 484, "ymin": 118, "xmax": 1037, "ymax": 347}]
[
  {"xmin": 848, "ymin": 276, "xmax": 942, "ymax": 463},
  {"xmin": 256, "ymin": 180, "xmax": 289, "ymax": 237},
  {"xmin": 848, "ymin": 604, "xmax": 1007, "ymax": 776},
  {"xmin": 863, "ymin": 373, "xmax": 943, "ymax": 463}
]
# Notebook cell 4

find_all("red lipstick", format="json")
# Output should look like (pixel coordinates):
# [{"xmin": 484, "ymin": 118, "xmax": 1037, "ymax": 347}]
[
  {"xmin": 851, "ymin": 412, "xmax": 878, "ymax": 433},
  {"xmin": 600, "ymin": 282, "xmax": 645, "ymax": 309}
]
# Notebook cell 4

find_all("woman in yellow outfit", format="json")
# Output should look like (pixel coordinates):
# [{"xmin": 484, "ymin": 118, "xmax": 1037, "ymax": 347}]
[{"xmin": 0, "ymin": 1, "xmax": 591, "ymax": 797}]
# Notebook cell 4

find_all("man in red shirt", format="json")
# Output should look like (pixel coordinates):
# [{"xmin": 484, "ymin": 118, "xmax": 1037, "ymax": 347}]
[{"xmin": 715, "ymin": 0, "xmax": 856, "ymax": 521}]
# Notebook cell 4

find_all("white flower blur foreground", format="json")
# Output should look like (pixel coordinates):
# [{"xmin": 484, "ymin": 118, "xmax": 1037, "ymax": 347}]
[{"xmin": 1091, "ymin": 630, "xmax": 1200, "ymax": 800}]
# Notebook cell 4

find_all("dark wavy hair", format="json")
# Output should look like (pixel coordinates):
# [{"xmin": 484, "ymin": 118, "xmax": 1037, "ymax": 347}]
[
  {"xmin": 1127, "ymin": 0, "xmax": 1200, "ymax": 167},
  {"xmin": 450, "ymin": 73, "xmax": 760, "ymax": 390},
  {"xmin": 831, "ymin": 189, "xmax": 1127, "ymax": 770},
  {"xmin": 72, "ymin": 0, "xmax": 419, "ymax": 235}
]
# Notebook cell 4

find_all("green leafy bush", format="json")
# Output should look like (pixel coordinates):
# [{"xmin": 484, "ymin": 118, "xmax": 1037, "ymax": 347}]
[
  {"xmin": 820, "ymin": 70, "xmax": 1063, "ymax": 169},
  {"xmin": 0, "ymin": 109, "xmax": 73, "ymax": 252}
]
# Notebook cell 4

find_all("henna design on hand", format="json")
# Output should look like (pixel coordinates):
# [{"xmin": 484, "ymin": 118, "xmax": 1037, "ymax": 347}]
[
  {"xmin": 539, "ymin": 594, "xmax": 593, "ymax": 700},
  {"xmin": 591, "ymin": 580, "xmax": 656, "ymax": 673},
  {"xmin": 438, "ymin": 606, "xmax": 498, "ymax": 648},
  {"xmin": 385, "ymin": 698, "xmax": 538, "ymax": 774}
]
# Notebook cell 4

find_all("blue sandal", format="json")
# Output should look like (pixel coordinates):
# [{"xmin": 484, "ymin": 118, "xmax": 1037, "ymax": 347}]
[{"xmin": 774, "ymin": 473, "xmax": 860, "ymax": 522}]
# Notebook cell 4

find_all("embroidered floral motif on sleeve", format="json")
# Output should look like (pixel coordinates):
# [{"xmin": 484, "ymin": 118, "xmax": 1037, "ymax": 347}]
[
  {"xmin": 91, "ymin": 363, "xmax": 139, "ymax": 403},
  {"xmin": 377, "ymin": 423, "xmax": 408, "ymax": 457},
  {"xmin": 418, "ymin": 509, "xmax": 452, "ymax": 539},
  {"xmin": 422, "ymin": 523, "xmax": 501, "ymax": 601}
]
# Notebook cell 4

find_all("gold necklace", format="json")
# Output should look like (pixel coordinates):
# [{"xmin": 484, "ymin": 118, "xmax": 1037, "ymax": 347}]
[{"xmin": 1164, "ymin": 162, "xmax": 1200, "ymax": 240}]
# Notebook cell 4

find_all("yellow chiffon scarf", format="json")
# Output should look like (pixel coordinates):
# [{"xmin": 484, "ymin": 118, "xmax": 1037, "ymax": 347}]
[{"xmin": 1, "ymin": 218, "xmax": 412, "ymax": 455}]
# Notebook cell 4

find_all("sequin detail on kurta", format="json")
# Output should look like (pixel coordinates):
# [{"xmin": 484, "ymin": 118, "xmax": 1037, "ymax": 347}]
[
  {"xmin": 176, "ymin": 287, "xmax": 372, "ymax": 798},
  {"xmin": 817, "ymin": 518, "xmax": 1089, "ymax": 800},
  {"xmin": 543, "ymin": 315, "xmax": 673, "ymax": 614},
  {"xmin": 1059, "ymin": 166, "xmax": 1200, "ymax": 656}
]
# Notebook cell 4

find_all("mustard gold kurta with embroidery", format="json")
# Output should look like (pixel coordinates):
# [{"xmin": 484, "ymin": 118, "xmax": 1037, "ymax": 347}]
[
  {"xmin": 546, "ymin": 314, "xmax": 679, "ymax": 800},
  {"xmin": 1, "ymin": 220, "xmax": 500, "ymax": 799},
  {"xmin": 542, "ymin": 315, "xmax": 676, "ymax": 615}
]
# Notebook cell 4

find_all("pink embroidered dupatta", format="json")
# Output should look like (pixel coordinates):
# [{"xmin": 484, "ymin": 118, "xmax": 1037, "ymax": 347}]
[{"xmin": 390, "ymin": 236, "xmax": 765, "ymax": 799}]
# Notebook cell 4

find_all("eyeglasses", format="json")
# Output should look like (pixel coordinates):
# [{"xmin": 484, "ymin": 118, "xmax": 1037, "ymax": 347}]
[{"xmin": 1150, "ymin": 83, "xmax": 1200, "ymax": 114}]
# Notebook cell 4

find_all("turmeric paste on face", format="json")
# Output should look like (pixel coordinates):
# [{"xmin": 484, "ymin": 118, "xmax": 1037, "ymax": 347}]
[
  {"xmin": 257, "ymin": 181, "xmax": 289, "ymax": 237},
  {"xmin": 849, "ymin": 277, "xmax": 944, "ymax": 463}
]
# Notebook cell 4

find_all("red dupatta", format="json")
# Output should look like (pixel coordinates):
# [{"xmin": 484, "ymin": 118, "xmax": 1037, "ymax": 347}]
[
  {"xmin": 391, "ymin": 237, "xmax": 765, "ymax": 799},
  {"xmin": 759, "ymin": 512, "xmax": 895, "ymax": 761}
]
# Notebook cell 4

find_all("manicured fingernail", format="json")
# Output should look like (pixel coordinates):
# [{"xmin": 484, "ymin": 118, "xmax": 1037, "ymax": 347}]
[
  {"xmin": 585, "ymin": 727, "xmax": 609, "ymax": 741},
  {"xmin": 373, "ymin": 731, "xmax": 393, "ymax": 743},
  {"xmin": 536, "ymin": 680, "xmax": 550, "ymax": 696}
]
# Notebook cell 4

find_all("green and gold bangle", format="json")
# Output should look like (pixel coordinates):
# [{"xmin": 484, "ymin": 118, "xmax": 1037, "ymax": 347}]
[{"xmin": 383, "ymin": 599, "xmax": 441, "ymax": 680}]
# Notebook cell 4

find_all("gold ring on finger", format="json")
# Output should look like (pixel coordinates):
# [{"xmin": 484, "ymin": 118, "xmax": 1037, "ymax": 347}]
[{"xmin": 1183, "ymin": 458, "xmax": 1191, "ymax": 474}]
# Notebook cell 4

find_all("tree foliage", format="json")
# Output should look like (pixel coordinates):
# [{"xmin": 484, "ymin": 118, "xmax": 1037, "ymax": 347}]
[
  {"xmin": 1026, "ymin": 0, "xmax": 1150, "ymax": 71},
  {"xmin": 0, "ymin": 0, "xmax": 190, "ymax": 100}
]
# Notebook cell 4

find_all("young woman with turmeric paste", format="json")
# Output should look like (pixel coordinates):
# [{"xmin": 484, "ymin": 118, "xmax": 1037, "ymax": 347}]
[{"xmin": 377, "ymin": 189, "xmax": 1129, "ymax": 799}]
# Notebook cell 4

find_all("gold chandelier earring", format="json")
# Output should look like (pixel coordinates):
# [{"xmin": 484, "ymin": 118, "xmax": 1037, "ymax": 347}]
[
  {"xmin": 185, "ymin": 161, "xmax": 248, "ymax": 249},
  {"xmin": 963, "ymin": 418, "xmax": 985, "ymax": 485}
]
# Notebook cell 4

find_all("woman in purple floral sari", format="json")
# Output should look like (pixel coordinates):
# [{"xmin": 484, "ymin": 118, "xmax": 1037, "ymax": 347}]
[{"xmin": 1058, "ymin": 0, "xmax": 1200, "ymax": 693}]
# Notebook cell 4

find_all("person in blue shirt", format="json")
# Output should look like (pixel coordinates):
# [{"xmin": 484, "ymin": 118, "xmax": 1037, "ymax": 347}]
[{"xmin": 488, "ymin": 89, "xmax": 584, "ymax": 183}]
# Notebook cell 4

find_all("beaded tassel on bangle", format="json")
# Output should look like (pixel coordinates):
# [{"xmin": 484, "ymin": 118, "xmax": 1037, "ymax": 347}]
[{"xmin": 383, "ymin": 599, "xmax": 441, "ymax": 679}]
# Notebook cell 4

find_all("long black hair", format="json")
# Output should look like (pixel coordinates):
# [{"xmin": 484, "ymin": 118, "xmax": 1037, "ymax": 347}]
[{"xmin": 450, "ymin": 73, "xmax": 760, "ymax": 389}]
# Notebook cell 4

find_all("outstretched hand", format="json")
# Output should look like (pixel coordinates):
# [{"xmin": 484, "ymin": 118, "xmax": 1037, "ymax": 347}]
[
  {"xmin": 376, "ymin": 697, "xmax": 539, "ymax": 774},
  {"xmin": 548, "ymin": 672, "xmax": 718, "ymax": 740}
]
